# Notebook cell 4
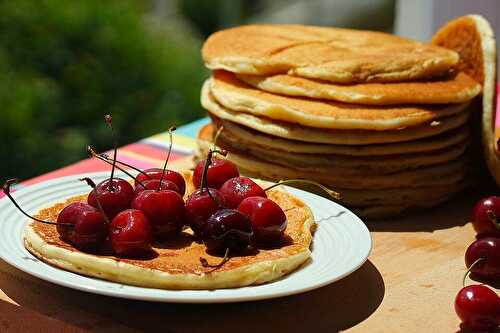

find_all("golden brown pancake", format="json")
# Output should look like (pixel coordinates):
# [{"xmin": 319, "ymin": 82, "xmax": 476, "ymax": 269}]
[
  {"xmin": 195, "ymin": 137, "xmax": 466, "ymax": 218},
  {"xmin": 209, "ymin": 71, "xmax": 470, "ymax": 130},
  {"xmin": 237, "ymin": 71, "xmax": 481, "ymax": 105},
  {"xmin": 201, "ymin": 122, "xmax": 468, "ymax": 175},
  {"xmin": 23, "ymin": 172, "xmax": 315, "ymax": 290},
  {"xmin": 196, "ymin": 130, "xmax": 466, "ymax": 190},
  {"xmin": 202, "ymin": 82, "xmax": 472, "ymax": 145},
  {"xmin": 433, "ymin": 15, "xmax": 499, "ymax": 187},
  {"xmin": 214, "ymin": 117, "xmax": 470, "ymax": 156},
  {"xmin": 202, "ymin": 24, "xmax": 458, "ymax": 83}
]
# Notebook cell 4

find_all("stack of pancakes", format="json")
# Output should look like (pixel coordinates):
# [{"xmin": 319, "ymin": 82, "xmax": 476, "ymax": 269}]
[{"xmin": 196, "ymin": 25, "xmax": 483, "ymax": 218}]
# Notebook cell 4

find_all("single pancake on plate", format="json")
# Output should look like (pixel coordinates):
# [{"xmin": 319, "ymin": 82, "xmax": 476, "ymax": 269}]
[{"xmin": 23, "ymin": 171, "xmax": 315, "ymax": 290}]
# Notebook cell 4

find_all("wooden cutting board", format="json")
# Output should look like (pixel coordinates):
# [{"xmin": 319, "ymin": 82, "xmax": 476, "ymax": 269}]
[{"xmin": 0, "ymin": 157, "xmax": 490, "ymax": 332}]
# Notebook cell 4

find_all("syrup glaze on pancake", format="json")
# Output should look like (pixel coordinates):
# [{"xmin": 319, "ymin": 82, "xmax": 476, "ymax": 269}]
[
  {"xmin": 210, "ymin": 71, "xmax": 470, "ymax": 130},
  {"xmin": 202, "ymin": 24, "xmax": 458, "ymax": 83},
  {"xmin": 24, "ymin": 174, "xmax": 315, "ymax": 289}
]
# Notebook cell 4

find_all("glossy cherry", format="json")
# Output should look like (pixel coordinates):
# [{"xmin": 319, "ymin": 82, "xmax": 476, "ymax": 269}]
[
  {"xmin": 192, "ymin": 158, "xmax": 239, "ymax": 190},
  {"xmin": 220, "ymin": 177, "xmax": 266, "ymax": 209},
  {"xmin": 2, "ymin": 179, "xmax": 108, "ymax": 250},
  {"xmin": 465, "ymin": 237, "xmax": 500, "ymax": 281},
  {"xmin": 109, "ymin": 209, "xmax": 153, "ymax": 257},
  {"xmin": 87, "ymin": 178, "xmax": 134, "ymax": 220},
  {"xmin": 56, "ymin": 202, "xmax": 108, "ymax": 249},
  {"xmin": 132, "ymin": 190, "xmax": 185, "ymax": 239},
  {"xmin": 135, "ymin": 168, "xmax": 186, "ymax": 196},
  {"xmin": 87, "ymin": 115, "xmax": 135, "ymax": 220},
  {"xmin": 471, "ymin": 197, "xmax": 500, "ymax": 238},
  {"xmin": 201, "ymin": 209, "xmax": 253, "ymax": 254},
  {"xmin": 455, "ymin": 284, "xmax": 500, "ymax": 332},
  {"xmin": 186, "ymin": 188, "xmax": 226, "ymax": 237},
  {"xmin": 133, "ymin": 179, "xmax": 180, "ymax": 197},
  {"xmin": 238, "ymin": 197, "xmax": 287, "ymax": 244}
]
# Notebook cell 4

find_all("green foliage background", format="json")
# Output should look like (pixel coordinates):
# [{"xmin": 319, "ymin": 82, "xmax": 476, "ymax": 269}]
[
  {"xmin": 0, "ymin": 0, "xmax": 394, "ymax": 181},
  {"xmin": 0, "ymin": 0, "xmax": 207, "ymax": 181}
]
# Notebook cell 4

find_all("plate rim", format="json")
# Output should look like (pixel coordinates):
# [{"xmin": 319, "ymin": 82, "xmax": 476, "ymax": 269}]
[{"xmin": 0, "ymin": 171, "xmax": 372, "ymax": 303}]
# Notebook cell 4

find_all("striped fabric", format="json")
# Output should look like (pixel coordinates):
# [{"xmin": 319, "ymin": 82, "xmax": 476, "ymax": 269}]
[{"xmin": 0, "ymin": 117, "xmax": 211, "ymax": 197}]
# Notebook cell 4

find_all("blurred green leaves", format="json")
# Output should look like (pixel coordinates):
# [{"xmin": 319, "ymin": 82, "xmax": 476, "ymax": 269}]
[{"xmin": 0, "ymin": 0, "xmax": 207, "ymax": 180}]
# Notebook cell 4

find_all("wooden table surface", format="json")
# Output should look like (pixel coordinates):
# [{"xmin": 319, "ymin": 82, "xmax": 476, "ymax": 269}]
[{"xmin": 0, "ymin": 156, "xmax": 489, "ymax": 332}]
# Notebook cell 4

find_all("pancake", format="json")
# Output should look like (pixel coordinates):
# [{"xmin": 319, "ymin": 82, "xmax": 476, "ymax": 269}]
[
  {"xmin": 237, "ymin": 71, "xmax": 481, "ymax": 105},
  {"xmin": 195, "ymin": 141, "xmax": 466, "ymax": 217},
  {"xmin": 209, "ymin": 71, "xmax": 470, "ymax": 130},
  {"xmin": 202, "ymin": 24, "xmax": 458, "ymax": 83},
  {"xmin": 433, "ymin": 15, "xmax": 499, "ymax": 187},
  {"xmin": 214, "ymin": 118, "xmax": 470, "ymax": 156},
  {"xmin": 201, "ymin": 123, "xmax": 468, "ymax": 175},
  {"xmin": 351, "ymin": 197, "xmax": 456, "ymax": 219},
  {"xmin": 196, "ymin": 134, "xmax": 467, "ymax": 190},
  {"xmin": 202, "ymin": 82, "xmax": 471, "ymax": 145},
  {"xmin": 23, "ymin": 171, "xmax": 315, "ymax": 290}
]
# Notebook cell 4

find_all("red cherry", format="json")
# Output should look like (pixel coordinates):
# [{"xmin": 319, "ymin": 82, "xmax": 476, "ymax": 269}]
[
  {"xmin": 220, "ymin": 177, "xmax": 266, "ymax": 208},
  {"xmin": 192, "ymin": 158, "xmax": 239, "ymax": 189},
  {"xmin": 238, "ymin": 197, "xmax": 287, "ymax": 244},
  {"xmin": 455, "ymin": 284, "xmax": 500, "ymax": 332},
  {"xmin": 200, "ymin": 208, "xmax": 253, "ymax": 254},
  {"xmin": 109, "ymin": 209, "xmax": 152, "ymax": 257},
  {"xmin": 2, "ymin": 179, "xmax": 108, "ymax": 251},
  {"xmin": 133, "ymin": 179, "xmax": 180, "ymax": 197},
  {"xmin": 135, "ymin": 168, "xmax": 186, "ymax": 196},
  {"xmin": 131, "ymin": 190, "xmax": 185, "ymax": 239},
  {"xmin": 87, "ymin": 178, "xmax": 134, "ymax": 220},
  {"xmin": 56, "ymin": 202, "xmax": 108, "ymax": 250},
  {"xmin": 185, "ymin": 188, "xmax": 226, "ymax": 237},
  {"xmin": 471, "ymin": 197, "xmax": 500, "ymax": 238},
  {"xmin": 465, "ymin": 237, "xmax": 500, "ymax": 281}
]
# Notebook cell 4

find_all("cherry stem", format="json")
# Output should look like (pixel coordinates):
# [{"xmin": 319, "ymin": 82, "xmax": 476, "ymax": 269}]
[
  {"xmin": 157, "ymin": 127, "xmax": 176, "ymax": 191},
  {"xmin": 486, "ymin": 210, "xmax": 500, "ymax": 230},
  {"xmin": 87, "ymin": 146, "xmax": 147, "ymax": 189},
  {"xmin": 2, "ymin": 179, "xmax": 72, "ymax": 226},
  {"xmin": 212, "ymin": 125, "xmax": 224, "ymax": 149},
  {"xmin": 212, "ymin": 149, "xmax": 227, "ymax": 157},
  {"xmin": 463, "ymin": 257, "xmax": 486, "ymax": 286},
  {"xmin": 264, "ymin": 179, "xmax": 342, "ymax": 200},
  {"xmin": 95, "ymin": 151, "xmax": 150, "ymax": 179},
  {"xmin": 104, "ymin": 114, "xmax": 117, "ymax": 192},
  {"xmin": 79, "ymin": 177, "xmax": 110, "ymax": 224},
  {"xmin": 199, "ymin": 248, "xmax": 230, "ymax": 272},
  {"xmin": 200, "ymin": 150, "xmax": 213, "ymax": 193},
  {"xmin": 199, "ymin": 150, "xmax": 221, "ymax": 207}
]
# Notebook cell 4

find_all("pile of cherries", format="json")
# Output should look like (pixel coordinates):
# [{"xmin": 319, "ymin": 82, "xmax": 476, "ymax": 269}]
[
  {"xmin": 455, "ymin": 197, "xmax": 500, "ymax": 332},
  {"xmin": 2, "ymin": 115, "xmax": 303, "ymax": 266}
]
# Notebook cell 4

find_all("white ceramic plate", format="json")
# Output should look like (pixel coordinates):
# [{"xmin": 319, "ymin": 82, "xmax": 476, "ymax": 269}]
[{"xmin": 0, "ymin": 172, "xmax": 372, "ymax": 303}]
